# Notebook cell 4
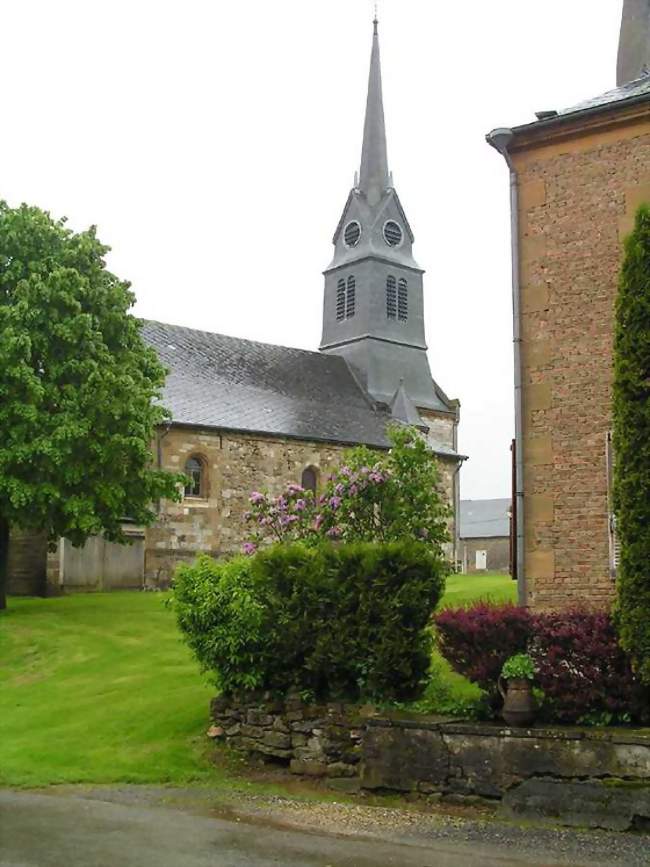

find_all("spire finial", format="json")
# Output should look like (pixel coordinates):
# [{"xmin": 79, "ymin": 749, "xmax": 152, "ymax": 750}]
[
  {"xmin": 373, "ymin": 3, "xmax": 379, "ymax": 35},
  {"xmin": 359, "ymin": 3, "xmax": 389, "ymax": 205}
]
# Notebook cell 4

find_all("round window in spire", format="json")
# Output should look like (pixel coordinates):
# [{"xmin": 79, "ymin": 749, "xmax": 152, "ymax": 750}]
[
  {"xmin": 343, "ymin": 220, "xmax": 361, "ymax": 248},
  {"xmin": 383, "ymin": 220, "xmax": 403, "ymax": 247}
]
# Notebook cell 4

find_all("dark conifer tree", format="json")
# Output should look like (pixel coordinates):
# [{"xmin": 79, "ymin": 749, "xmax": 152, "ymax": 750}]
[{"xmin": 613, "ymin": 204, "xmax": 650, "ymax": 684}]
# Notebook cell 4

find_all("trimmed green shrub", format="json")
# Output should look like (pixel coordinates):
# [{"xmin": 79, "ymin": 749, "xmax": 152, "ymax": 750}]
[
  {"xmin": 613, "ymin": 204, "xmax": 650, "ymax": 685},
  {"xmin": 172, "ymin": 540, "xmax": 446, "ymax": 702},
  {"xmin": 171, "ymin": 555, "xmax": 265, "ymax": 694}
]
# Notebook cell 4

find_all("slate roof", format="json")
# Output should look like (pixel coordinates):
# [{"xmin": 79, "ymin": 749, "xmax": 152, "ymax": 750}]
[
  {"xmin": 460, "ymin": 498, "xmax": 510, "ymax": 539},
  {"xmin": 558, "ymin": 73, "xmax": 650, "ymax": 118},
  {"xmin": 512, "ymin": 73, "xmax": 650, "ymax": 135},
  {"xmin": 143, "ymin": 320, "xmax": 396, "ymax": 448}
]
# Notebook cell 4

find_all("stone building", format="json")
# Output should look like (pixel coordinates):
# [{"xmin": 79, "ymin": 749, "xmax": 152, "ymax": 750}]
[
  {"xmin": 459, "ymin": 499, "xmax": 511, "ymax": 575},
  {"xmin": 9, "ymin": 18, "xmax": 462, "ymax": 595},
  {"xmin": 486, "ymin": 1, "xmax": 650, "ymax": 609}
]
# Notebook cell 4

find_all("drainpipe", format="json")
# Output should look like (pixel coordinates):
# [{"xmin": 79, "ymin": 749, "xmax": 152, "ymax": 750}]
[
  {"xmin": 486, "ymin": 128, "xmax": 526, "ymax": 606},
  {"xmin": 156, "ymin": 418, "xmax": 173, "ymax": 512},
  {"xmin": 451, "ymin": 401, "xmax": 462, "ymax": 571}
]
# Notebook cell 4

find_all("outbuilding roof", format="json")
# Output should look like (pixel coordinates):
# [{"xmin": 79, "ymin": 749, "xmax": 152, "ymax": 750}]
[{"xmin": 460, "ymin": 498, "xmax": 510, "ymax": 539}]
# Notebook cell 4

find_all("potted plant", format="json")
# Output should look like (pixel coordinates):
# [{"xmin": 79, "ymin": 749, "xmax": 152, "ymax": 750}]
[{"xmin": 498, "ymin": 653, "xmax": 536, "ymax": 727}]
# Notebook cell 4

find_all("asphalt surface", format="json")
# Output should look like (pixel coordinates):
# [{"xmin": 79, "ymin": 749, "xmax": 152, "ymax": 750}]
[{"xmin": 0, "ymin": 788, "xmax": 647, "ymax": 867}]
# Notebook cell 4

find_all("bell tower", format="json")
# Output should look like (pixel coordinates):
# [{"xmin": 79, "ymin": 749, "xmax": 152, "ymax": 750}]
[{"xmin": 320, "ymin": 17, "xmax": 450, "ymax": 414}]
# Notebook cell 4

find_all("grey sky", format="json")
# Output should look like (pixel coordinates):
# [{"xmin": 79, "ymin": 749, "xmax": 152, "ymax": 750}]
[{"xmin": 0, "ymin": 1, "xmax": 623, "ymax": 498}]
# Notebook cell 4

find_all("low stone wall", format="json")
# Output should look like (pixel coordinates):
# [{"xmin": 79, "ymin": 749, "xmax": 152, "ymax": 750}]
[
  {"xmin": 211, "ymin": 695, "xmax": 650, "ymax": 830},
  {"xmin": 210, "ymin": 694, "xmax": 366, "ymax": 793}
]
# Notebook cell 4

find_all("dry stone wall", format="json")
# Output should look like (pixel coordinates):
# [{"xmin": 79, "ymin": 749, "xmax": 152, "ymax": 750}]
[{"xmin": 211, "ymin": 695, "xmax": 650, "ymax": 830}]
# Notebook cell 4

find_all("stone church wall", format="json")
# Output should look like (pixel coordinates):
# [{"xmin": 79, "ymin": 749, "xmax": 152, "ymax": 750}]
[
  {"xmin": 146, "ymin": 425, "xmax": 458, "ymax": 588},
  {"xmin": 511, "ymin": 112, "xmax": 650, "ymax": 609},
  {"xmin": 9, "ymin": 426, "xmax": 458, "ymax": 595},
  {"xmin": 145, "ymin": 428, "xmax": 349, "ymax": 586}
]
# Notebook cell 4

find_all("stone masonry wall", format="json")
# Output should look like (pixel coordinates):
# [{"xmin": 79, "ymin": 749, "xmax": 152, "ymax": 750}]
[
  {"xmin": 211, "ymin": 695, "xmax": 650, "ymax": 830},
  {"xmin": 511, "ymin": 114, "xmax": 650, "ymax": 609},
  {"xmin": 461, "ymin": 536, "xmax": 510, "ymax": 574},
  {"xmin": 146, "ymin": 429, "xmax": 347, "ymax": 586},
  {"xmin": 146, "ymin": 426, "xmax": 458, "ymax": 587},
  {"xmin": 6, "ymin": 528, "xmax": 47, "ymax": 595}
]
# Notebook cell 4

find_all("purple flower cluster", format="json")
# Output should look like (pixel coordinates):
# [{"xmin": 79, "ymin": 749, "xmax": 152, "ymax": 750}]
[{"xmin": 242, "ymin": 460, "xmax": 393, "ymax": 552}]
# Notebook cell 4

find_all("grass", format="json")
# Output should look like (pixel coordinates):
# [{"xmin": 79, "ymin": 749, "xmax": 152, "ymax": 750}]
[
  {"xmin": 441, "ymin": 572, "xmax": 517, "ymax": 609},
  {"xmin": 0, "ymin": 572, "xmax": 515, "ymax": 787}
]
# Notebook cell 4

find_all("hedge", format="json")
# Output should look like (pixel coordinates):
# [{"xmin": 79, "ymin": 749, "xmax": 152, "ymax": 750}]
[{"xmin": 173, "ymin": 540, "xmax": 446, "ymax": 703}]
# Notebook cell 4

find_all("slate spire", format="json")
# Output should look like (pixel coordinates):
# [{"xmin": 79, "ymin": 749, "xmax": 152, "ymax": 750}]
[
  {"xmin": 618, "ymin": 0, "xmax": 650, "ymax": 86},
  {"xmin": 359, "ymin": 15, "xmax": 390, "ymax": 206}
]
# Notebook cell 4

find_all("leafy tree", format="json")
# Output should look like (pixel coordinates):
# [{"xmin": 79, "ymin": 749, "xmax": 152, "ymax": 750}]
[
  {"xmin": 0, "ymin": 201, "xmax": 182, "ymax": 608},
  {"xmin": 613, "ymin": 203, "xmax": 650, "ymax": 684}
]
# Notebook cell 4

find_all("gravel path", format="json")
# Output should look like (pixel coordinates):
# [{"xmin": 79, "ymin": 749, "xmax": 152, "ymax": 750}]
[{"xmin": 21, "ymin": 785, "xmax": 650, "ymax": 866}]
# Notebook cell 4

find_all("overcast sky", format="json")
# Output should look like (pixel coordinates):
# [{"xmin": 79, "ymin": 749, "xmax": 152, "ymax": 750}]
[{"xmin": 0, "ymin": 1, "xmax": 624, "ymax": 499}]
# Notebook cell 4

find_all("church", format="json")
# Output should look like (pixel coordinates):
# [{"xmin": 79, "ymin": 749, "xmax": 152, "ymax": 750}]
[{"xmin": 8, "ymin": 18, "xmax": 462, "ymax": 594}]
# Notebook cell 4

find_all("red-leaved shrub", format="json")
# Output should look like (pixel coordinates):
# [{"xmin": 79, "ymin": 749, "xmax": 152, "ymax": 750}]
[
  {"xmin": 434, "ymin": 603, "xmax": 533, "ymax": 707},
  {"xmin": 531, "ymin": 610, "xmax": 648, "ymax": 724},
  {"xmin": 435, "ymin": 603, "xmax": 649, "ymax": 724}
]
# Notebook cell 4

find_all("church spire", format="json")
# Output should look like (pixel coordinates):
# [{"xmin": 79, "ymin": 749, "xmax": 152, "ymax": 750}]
[
  {"xmin": 359, "ymin": 15, "xmax": 390, "ymax": 206},
  {"xmin": 618, "ymin": 0, "xmax": 650, "ymax": 86}
]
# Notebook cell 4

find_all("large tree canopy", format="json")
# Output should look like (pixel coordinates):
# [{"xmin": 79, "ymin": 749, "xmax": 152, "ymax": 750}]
[
  {"xmin": 0, "ymin": 201, "xmax": 181, "ymax": 607},
  {"xmin": 613, "ymin": 203, "xmax": 650, "ymax": 684}
]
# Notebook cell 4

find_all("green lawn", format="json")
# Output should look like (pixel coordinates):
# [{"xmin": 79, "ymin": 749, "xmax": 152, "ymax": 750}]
[
  {"xmin": 0, "ymin": 573, "xmax": 515, "ymax": 787},
  {"xmin": 442, "ymin": 572, "xmax": 517, "ymax": 609}
]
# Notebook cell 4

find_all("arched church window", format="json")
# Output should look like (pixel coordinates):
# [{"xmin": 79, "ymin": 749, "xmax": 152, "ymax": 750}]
[
  {"xmin": 386, "ymin": 275, "xmax": 397, "ymax": 319},
  {"xmin": 184, "ymin": 456, "xmax": 206, "ymax": 498},
  {"xmin": 336, "ymin": 279, "xmax": 346, "ymax": 321},
  {"xmin": 301, "ymin": 466, "xmax": 318, "ymax": 495},
  {"xmin": 346, "ymin": 275, "xmax": 356, "ymax": 319},
  {"xmin": 398, "ymin": 278, "xmax": 408, "ymax": 321}
]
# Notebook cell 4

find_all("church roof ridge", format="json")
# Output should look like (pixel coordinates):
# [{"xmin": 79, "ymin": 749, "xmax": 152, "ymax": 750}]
[{"xmin": 142, "ymin": 318, "xmax": 330, "ymax": 361}]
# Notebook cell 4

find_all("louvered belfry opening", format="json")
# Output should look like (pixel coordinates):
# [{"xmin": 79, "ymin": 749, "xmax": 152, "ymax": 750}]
[
  {"xmin": 386, "ymin": 275, "xmax": 397, "ymax": 319},
  {"xmin": 346, "ymin": 275, "xmax": 356, "ymax": 318},
  {"xmin": 336, "ymin": 279, "xmax": 346, "ymax": 321},
  {"xmin": 398, "ymin": 278, "xmax": 408, "ymax": 321},
  {"xmin": 344, "ymin": 220, "xmax": 361, "ymax": 248},
  {"xmin": 336, "ymin": 276, "xmax": 356, "ymax": 322},
  {"xmin": 383, "ymin": 219, "xmax": 403, "ymax": 247}
]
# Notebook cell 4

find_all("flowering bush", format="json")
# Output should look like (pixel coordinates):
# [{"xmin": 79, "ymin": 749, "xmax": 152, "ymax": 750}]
[{"xmin": 243, "ymin": 425, "xmax": 451, "ymax": 555}]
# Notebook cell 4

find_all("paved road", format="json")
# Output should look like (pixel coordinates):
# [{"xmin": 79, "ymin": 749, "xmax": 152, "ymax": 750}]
[{"xmin": 0, "ymin": 790, "xmax": 566, "ymax": 867}]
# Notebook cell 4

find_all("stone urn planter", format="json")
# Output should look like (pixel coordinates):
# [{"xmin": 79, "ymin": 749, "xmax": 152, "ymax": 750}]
[{"xmin": 498, "ymin": 676, "xmax": 535, "ymax": 727}]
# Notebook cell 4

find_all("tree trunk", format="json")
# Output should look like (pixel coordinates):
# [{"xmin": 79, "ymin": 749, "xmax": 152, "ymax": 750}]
[{"xmin": 0, "ymin": 516, "xmax": 9, "ymax": 610}]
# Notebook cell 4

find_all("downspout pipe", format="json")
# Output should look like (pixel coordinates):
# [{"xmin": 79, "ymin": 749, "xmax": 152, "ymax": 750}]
[{"xmin": 486, "ymin": 127, "xmax": 526, "ymax": 606}]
